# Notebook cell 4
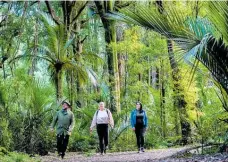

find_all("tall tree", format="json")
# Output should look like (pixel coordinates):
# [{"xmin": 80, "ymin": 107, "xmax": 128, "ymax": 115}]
[
  {"xmin": 156, "ymin": 0, "xmax": 191, "ymax": 144},
  {"xmin": 11, "ymin": 20, "xmax": 88, "ymax": 103},
  {"xmin": 95, "ymin": 1, "xmax": 121, "ymax": 113}
]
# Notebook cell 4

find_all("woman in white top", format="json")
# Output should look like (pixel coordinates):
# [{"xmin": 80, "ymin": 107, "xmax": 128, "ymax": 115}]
[{"xmin": 90, "ymin": 102, "xmax": 114, "ymax": 155}]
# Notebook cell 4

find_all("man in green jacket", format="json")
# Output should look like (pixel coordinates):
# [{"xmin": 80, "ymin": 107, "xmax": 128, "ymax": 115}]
[{"xmin": 50, "ymin": 101, "xmax": 75, "ymax": 159}]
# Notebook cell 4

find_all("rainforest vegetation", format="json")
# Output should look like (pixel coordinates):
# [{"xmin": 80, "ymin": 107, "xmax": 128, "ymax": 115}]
[{"xmin": 0, "ymin": 1, "xmax": 228, "ymax": 161}]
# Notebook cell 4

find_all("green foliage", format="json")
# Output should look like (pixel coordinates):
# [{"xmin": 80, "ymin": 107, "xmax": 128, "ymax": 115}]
[
  {"xmin": 0, "ymin": 1, "xmax": 227, "ymax": 157},
  {"xmin": 0, "ymin": 152, "xmax": 40, "ymax": 162},
  {"xmin": 0, "ymin": 147, "xmax": 9, "ymax": 156},
  {"xmin": 0, "ymin": 119, "xmax": 12, "ymax": 151}
]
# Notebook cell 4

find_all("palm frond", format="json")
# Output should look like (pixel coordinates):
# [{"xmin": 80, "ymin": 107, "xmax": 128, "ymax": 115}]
[
  {"xmin": 64, "ymin": 63, "xmax": 88, "ymax": 86},
  {"xmin": 9, "ymin": 53, "xmax": 53, "ymax": 65},
  {"xmin": 197, "ymin": 36, "xmax": 228, "ymax": 94},
  {"xmin": 54, "ymin": 24, "xmax": 68, "ymax": 60},
  {"xmin": 64, "ymin": 36, "xmax": 75, "ymax": 49},
  {"xmin": 81, "ymin": 52, "xmax": 104, "ymax": 66},
  {"xmin": 38, "ymin": 15, "xmax": 58, "ymax": 56},
  {"xmin": 110, "ymin": 4, "xmax": 228, "ymax": 94},
  {"xmin": 86, "ymin": 68, "xmax": 98, "ymax": 87},
  {"xmin": 28, "ymin": 80, "xmax": 54, "ymax": 113},
  {"xmin": 208, "ymin": 1, "xmax": 228, "ymax": 45}
]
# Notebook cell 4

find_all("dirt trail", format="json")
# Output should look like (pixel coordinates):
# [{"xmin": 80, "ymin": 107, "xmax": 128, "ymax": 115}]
[{"xmin": 40, "ymin": 147, "xmax": 191, "ymax": 162}]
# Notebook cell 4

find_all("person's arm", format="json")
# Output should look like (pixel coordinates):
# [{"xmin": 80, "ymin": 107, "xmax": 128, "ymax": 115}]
[
  {"xmin": 108, "ymin": 109, "xmax": 114, "ymax": 128},
  {"xmin": 68, "ymin": 112, "xmax": 75, "ymax": 133},
  {"xmin": 50, "ymin": 112, "xmax": 58, "ymax": 130},
  {"xmin": 144, "ymin": 111, "xmax": 148, "ymax": 128},
  {"xmin": 90, "ymin": 111, "xmax": 97, "ymax": 130},
  {"xmin": 130, "ymin": 110, "xmax": 135, "ymax": 128}
]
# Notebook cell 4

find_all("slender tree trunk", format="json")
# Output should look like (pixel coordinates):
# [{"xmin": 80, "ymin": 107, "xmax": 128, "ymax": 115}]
[
  {"xmin": 95, "ymin": 1, "xmax": 121, "ymax": 113},
  {"xmin": 155, "ymin": 67, "xmax": 160, "ymax": 89},
  {"xmin": 116, "ymin": 23, "xmax": 125, "ymax": 89},
  {"xmin": 2, "ymin": 63, "xmax": 6, "ymax": 79},
  {"xmin": 29, "ymin": 18, "xmax": 38, "ymax": 76},
  {"xmin": 160, "ymin": 58, "xmax": 166, "ymax": 138},
  {"xmin": 174, "ymin": 105, "xmax": 180, "ymax": 136},
  {"xmin": 148, "ymin": 56, "xmax": 151, "ymax": 86},
  {"xmin": 56, "ymin": 70, "xmax": 63, "ymax": 102},
  {"xmin": 124, "ymin": 53, "xmax": 128, "ymax": 98}
]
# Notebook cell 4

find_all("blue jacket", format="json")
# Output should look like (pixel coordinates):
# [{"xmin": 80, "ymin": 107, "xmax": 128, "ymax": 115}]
[{"xmin": 130, "ymin": 109, "xmax": 148, "ymax": 128}]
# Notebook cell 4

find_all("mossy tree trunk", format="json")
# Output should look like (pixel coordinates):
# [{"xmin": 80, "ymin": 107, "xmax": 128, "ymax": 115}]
[{"xmin": 95, "ymin": 1, "xmax": 121, "ymax": 113}]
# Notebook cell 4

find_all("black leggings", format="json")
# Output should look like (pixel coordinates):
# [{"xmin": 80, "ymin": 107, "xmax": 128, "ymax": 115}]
[
  {"xmin": 135, "ymin": 126, "xmax": 145, "ymax": 149},
  {"xmin": 97, "ymin": 124, "xmax": 109, "ymax": 153},
  {"xmin": 57, "ymin": 134, "xmax": 69, "ymax": 155}
]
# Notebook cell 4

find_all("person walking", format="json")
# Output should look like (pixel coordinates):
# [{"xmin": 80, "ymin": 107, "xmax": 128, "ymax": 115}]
[
  {"xmin": 50, "ymin": 101, "xmax": 75, "ymax": 159},
  {"xmin": 90, "ymin": 102, "xmax": 114, "ymax": 155},
  {"xmin": 130, "ymin": 102, "xmax": 148, "ymax": 153}
]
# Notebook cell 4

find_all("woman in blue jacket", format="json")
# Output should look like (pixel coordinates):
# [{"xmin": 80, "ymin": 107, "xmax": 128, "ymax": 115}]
[{"xmin": 130, "ymin": 102, "xmax": 148, "ymax": 153}]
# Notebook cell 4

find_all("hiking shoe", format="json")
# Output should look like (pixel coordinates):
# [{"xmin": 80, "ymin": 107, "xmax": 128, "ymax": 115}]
[
  {"xmin": 58, "ymin": 152, "xmax": 63, "ymax": 158},
  {"xmin": 104, "ymin": 146, "xmax": 108, "ymax": 154},
  {"xmin": 141, "ymin": 147, "xmax": 145, "ymax": 152},
  {"xmin": 61, "ymin": 153, "xmax": 65, "ymax": 159},
  {"xmin": 137, "ymin": 148, "xmax": 142, "ymax": 153},
  {"xmin": 100, "ymin": 152, "xmax": 104, "ymax": 156}
]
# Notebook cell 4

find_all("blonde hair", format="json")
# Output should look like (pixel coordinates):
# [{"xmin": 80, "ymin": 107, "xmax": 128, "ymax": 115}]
[{"xmin": 99, "ymin": 102, "xmax": 105, "ymax": 105}]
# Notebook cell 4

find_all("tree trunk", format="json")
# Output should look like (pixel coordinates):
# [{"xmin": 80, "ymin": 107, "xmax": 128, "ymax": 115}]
[
  {"xmin": 56, "ymin": 70, "xmax": 63, "ymax": 103},
  {"xmin": 29, "ymin": 18, "xmax": 38, "ymax": 76},
  {"xmin": 156, "ymin": 0, "xmax": 191, "ymax": 145},
  {"xmin": 95, "ymin": 1, "xmax": 121, "ymax": 113},
  {"xmin": 160, "ymin": 58, "xmax": 166, "ymax": 138},
  {"xmin": 167, "ymin": 40, "xmax": 191, "ymax": 145},
  {"xmin": 116, "ymin": 23, "xmax": 125, "ymax": 88}
]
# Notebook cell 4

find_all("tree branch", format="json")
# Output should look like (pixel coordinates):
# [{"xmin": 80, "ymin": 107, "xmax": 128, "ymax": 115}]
[
  {"xmin": 114, "ymin": 1, "xmax": 133, "ymax": 11},
  {"xmin": 0, "ymin": 16, "xmax": 7, "ymax": 27},
  {"xmin": 80, "ymin": 35, "xmax": 88, "ymax": 44},
  {"xmin": 45, "ymin": 1, "xmax": 61, "ymax": 25},
  {"xmin": 30, "ymin": 1, "xmax": 39, "ymax": 7},
  {"xmin": 71, "ymin": 1, "xmax": 88, "ymax": 25},
  {"xmin": 219, "ymin": 118, "xmax": 228, "ymax": 123}
]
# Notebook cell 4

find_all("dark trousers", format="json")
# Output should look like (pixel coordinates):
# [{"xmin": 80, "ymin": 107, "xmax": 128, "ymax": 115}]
[
  {"xmin": 135, "ymin": 125, "xmax": 145, "ymax": 149},
  {"xmin": 57, "ymin": 134, "xmax": 69, "ymax": 155},
  {"xmin": 96, "ymin": 124, "xmax": 109, "ymax": 153}
]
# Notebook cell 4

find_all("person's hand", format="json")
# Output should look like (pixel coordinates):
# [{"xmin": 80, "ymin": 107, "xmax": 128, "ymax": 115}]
[
  {"xmin": 132, "ymin": 127, "xmax": 135, "ymax": 131},
  {"xmin": 90, "ymin": 128, "xmax": 93, "ymax": 135},
  {"xmin": 50, "ymin": 128, "xmax": 54, "ymax": 132},
  {"xmin": 68, "ymin": 131, "xmax": 72, "ymax": 136}
]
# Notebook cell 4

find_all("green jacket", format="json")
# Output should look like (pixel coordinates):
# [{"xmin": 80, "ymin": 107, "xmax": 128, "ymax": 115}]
[{"xmin": 51, "ymin": 109, "xmax": 75, "ymax": 136}]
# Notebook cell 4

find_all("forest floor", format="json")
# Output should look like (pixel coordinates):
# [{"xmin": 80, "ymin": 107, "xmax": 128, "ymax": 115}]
[{"xmin": 39, "ymin": 146, "xmax": 228, "ymax": 162}]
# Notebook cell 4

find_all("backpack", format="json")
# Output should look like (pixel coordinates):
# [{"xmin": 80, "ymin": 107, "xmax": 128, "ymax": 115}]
[{"xmin": 96, "ymin": 109, "xmax": 110, "ymax": 124}]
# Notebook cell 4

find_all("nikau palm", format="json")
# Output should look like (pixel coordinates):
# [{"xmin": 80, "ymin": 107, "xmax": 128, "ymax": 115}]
[
  {"xmin": 111, "ymin": 1, "xmax": 228, "ymax": 96},
  {"xmin": 11, "ymin": 16, "xmax": 89, "ymax": 102},
  {"xmin": 109, "ymin": 1, "xmax": 228, "ymax": 144}
]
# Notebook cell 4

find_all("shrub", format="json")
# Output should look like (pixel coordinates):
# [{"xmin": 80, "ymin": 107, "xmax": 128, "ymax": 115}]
[
  {"xmin": 0, "ymin": 119, "xmax": 13, "ymax": 150},
  {"xmin": 0, "ymin": 152, "xmax": 40, "ymax": 162}
]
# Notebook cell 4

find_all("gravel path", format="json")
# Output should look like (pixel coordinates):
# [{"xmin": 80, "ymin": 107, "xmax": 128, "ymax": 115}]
[
  {"xmin": 40, "ymin": 147, "xmax": 191, "ymax": 162},
  {"xmin": 160, "ymin": 153, "xmax": 228, "ymax": 162}
]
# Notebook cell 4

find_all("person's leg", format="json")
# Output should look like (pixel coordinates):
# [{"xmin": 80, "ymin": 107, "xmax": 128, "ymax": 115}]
[
  {"xmin": 61, "ymin": 135, "xmax": 70, "ymax": 158},
  {"xmin": 97, "ymin": 124, "xmax": 104, "ymax": 154},
  {"xmin": 135, "ymin": 127, "xmax": 141, "ymax": 152},
  {"xmin": 56, "ymin": 134, "xmax": 63, "ymax": 156},
  {"xmin": 139, "ymin": 127, "xmax": 145, "ymax": 152},
  {"xmin": 103, "ymin": 124, "xmax": 109, "ymax": 153}
]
